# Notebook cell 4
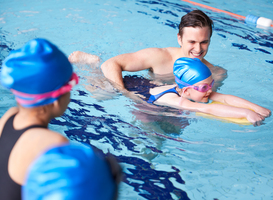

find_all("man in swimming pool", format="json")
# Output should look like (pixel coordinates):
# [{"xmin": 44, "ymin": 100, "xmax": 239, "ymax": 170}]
[{"xmin": 69, "ymin": 10, "xmax": 227, "ymax": 90}]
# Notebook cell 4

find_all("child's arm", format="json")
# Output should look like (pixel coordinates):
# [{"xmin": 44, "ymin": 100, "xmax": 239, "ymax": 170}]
[
  {"xmin": 209, "ymin": 92, "xmax": 271, "ymax": 117},
  {"xmin": 180, "ymin": 98, "xmax": 265, "ymax": 126}
]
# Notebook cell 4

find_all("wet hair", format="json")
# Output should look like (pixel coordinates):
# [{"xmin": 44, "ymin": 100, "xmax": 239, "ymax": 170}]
[{"xmin": 178, "ymin": 10, "xmax": 213, "ymax": 37}]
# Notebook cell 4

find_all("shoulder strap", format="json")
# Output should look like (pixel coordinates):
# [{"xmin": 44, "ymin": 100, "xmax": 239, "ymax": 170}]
[{"xmin": 147, "ymin": 87, "xmax": 180, "ymax": 104}]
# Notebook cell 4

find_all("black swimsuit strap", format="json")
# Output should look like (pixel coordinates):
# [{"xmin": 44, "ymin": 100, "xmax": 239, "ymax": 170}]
[{"xmin": 0, "ymin": 113, "xmax": 46, "ymax": 200}]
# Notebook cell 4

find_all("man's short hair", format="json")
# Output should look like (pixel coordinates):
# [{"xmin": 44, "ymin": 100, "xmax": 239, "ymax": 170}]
[{"xmin": 178, "ymin": 10, "xmax": 213, "ymax": 37}]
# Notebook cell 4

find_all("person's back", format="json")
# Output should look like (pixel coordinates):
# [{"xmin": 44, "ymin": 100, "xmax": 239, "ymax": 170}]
[{"xmin": 0, "ymin": 38, "xmax": 78, "ymax": 199}]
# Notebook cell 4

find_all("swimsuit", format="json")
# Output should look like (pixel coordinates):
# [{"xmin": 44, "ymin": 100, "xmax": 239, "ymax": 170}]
[
  {"xmin": 123, "ymin": 75, "xmax": 158, "ymax": 92},
  {"xmin": 123, "ymin": 75, "xmax": 180, "ymax": 104},
  {"xmin": 0, "ymin": 114, "xmax": 47, "ymax": 200},
  {"xmin": 147, "ymin": 87, "xmax": 180, "ymax": 104}
]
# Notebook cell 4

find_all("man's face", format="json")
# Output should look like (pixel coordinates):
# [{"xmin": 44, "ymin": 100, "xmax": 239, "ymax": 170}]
[{"xmin": 177, "ymin": 26, "xmax": 211, "ymax": 60}]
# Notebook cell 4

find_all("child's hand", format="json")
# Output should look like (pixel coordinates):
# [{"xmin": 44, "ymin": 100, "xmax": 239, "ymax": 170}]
[
  {"xmin": 246, "ymin": 110, "xmax": 265, "ymax": 126},
  {"xmin": 254, "ymin": 107, "xmax": 271, "ymax": 118}
]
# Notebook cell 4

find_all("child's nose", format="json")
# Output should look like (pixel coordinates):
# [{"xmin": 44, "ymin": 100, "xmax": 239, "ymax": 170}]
[{"xmin": 206, "ymin": 89, "xmax": 212, "ymax": 95}]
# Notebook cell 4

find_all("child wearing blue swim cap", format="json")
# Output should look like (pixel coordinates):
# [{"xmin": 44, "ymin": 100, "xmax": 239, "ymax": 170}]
[
  {"xmin": 146, "ymin": 57, "xmax": 271, "ymax": 126},
  {"xmin": 0, "ymin": 38, "xmax": 77, "ymax": 199},
  {"xmin": 0, "ymin": 38, "xmax": 121, "ymax": 200},
  {"xmin": 0, "ymin": 39, "xmax": 75, "ymax": 199}
]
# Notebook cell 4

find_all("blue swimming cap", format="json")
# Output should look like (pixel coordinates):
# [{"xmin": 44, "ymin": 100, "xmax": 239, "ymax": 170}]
[
  {"xmin": 1, "ymin": 38, "xmax": 73, "ymax": 107},
  {"xmin": 173, "ymin": 57, "xmax": 211, "ymax": 88},
  {"xmin": 23, "ymin": 144, "xmax": 116, "ymax": 200}
]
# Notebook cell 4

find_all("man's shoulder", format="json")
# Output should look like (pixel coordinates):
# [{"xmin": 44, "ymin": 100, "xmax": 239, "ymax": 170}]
[
  {"xmin": 141, "ymin": 47, "xmax": 170, "ymax": 54},
  {"xmin": 161, "ymin": 47, "xmax": 180, "ymax": 55},
  {"xmin": 154, "ymin": 47, "xmax": 180, "ymax": 61},
  {"xmin": 202, "ymin": 58, "xmax": 214, "ymax": 68},
  {"xmin": 136, "ymin": 47, "xmax": 174, "ymax": 64},
  {"xmin": 146, "ymin": 47, "xmax": 178, "ymax": 74},
  {"xmin": 143, "ymin": 47, "xmax": 178, "ymax": 54}
]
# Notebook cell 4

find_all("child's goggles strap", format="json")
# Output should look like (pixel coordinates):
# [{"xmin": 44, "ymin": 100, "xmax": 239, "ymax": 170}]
[
  {"xmin": 11, "ymin": 73, "xmax": 79, "ymax": 105},
  {"xmin": 175, "ymin": 76, "xmax": 192, "ymax": 88},
  {"xmin": 175, "ymin": 76, "xmax": 214, "ymax": 92}
]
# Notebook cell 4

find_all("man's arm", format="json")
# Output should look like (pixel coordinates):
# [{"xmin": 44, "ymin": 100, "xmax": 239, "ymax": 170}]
[{"xmin": 101, "ymin": 48, "xmax": 170, "ymax": 90}]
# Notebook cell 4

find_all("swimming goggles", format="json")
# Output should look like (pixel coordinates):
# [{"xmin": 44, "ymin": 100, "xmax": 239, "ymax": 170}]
[
  {"xmin": 175, "ymin": 76, "xmax": 214, "ymax": 92},
  {"xmin": 11, "ymin": 72, "xmax": 79, "ymax": 106}
]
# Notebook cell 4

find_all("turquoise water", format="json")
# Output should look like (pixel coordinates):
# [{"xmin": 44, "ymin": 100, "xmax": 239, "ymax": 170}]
[{"xmin": 1, "ymin": 0, "xmax": 273, "ymax": 199}]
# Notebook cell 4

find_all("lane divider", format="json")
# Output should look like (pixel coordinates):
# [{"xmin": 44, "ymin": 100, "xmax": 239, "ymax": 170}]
[{"xmin": 182, "ymin": 0, "xmax": 273, "ymax": 28}]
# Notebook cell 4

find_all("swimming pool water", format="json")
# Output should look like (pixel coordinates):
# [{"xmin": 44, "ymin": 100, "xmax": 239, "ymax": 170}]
[{"xmin": 1, "ymin": 0, "xmax": 273, "ymax": 199}]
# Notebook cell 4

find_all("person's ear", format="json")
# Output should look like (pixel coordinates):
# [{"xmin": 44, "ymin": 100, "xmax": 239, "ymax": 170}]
[
  {"xmin": 37, "ymin": 106, "xmax": 47, "ymax": 115},
  {"xmin": 177, "ymin": 33, "xmax": 182, "ymax": 47},
  {"xmin": 52, "ymin": 99, "xmax": 60, "ymax": 109},
  {"xmin": 182, "ymin": 87, "xmax": 190, "ymax": 97},
  {"xmin": 35, "ymin": 104, "xmax": 52, "ymax": 118}
]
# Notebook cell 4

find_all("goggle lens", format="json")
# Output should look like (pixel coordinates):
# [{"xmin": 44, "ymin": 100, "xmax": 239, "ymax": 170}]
[
  {"xmin": 194, "ymin": 80, "xmax": 214, "ymax": 92},
  {"xmin": 199, "ymin": 85, "xmax": 209, "ymax": 92}
]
